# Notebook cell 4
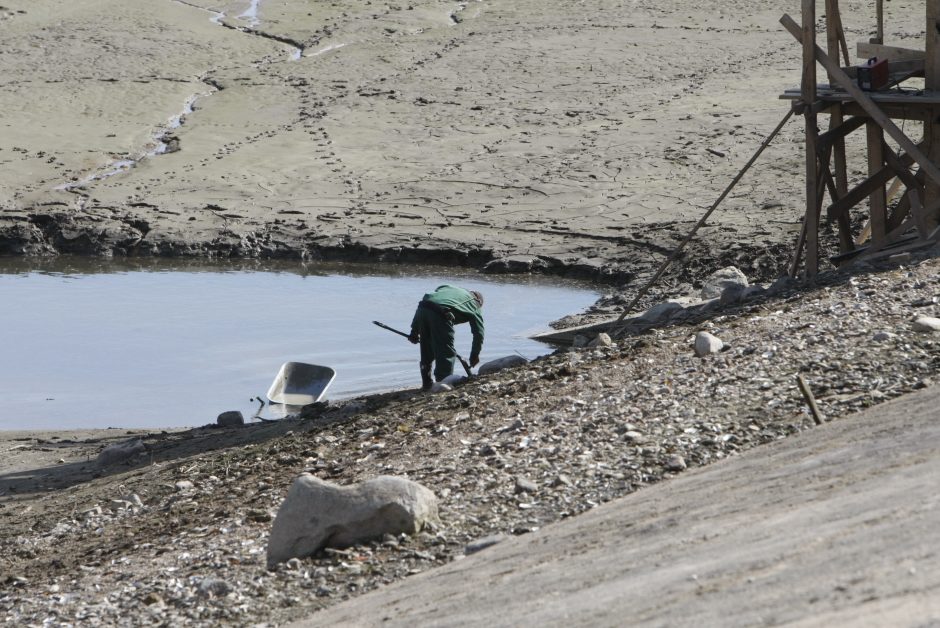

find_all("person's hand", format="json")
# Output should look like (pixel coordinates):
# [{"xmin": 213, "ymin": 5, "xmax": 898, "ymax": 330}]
[
  {"xmin": 408, "ymin": 332, "xmax": 419, "ymax": 344},
  {"xmin": 469, "ymin": 354, "xmax": 480, "ymax": 367}
]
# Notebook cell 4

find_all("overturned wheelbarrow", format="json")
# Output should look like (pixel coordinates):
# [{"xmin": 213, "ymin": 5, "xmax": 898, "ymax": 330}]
[{"xmin": 266, "ymin": 362, "xmax": 336, "ymax": 406}]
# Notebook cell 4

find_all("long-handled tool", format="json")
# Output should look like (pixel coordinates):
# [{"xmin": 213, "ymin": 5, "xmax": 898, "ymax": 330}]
[{"xmin": 373, "ymin": 320, "xmax": 473, "ymax": 377}]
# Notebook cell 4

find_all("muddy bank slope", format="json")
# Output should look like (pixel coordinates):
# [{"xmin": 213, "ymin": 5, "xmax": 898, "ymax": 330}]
[
  {"xmin": 301, "ymin": 381, "xmax": 940, "ymax": 628},
  {"xmin": 2, "ymin": 0, "xmax": 910, "ymax": 281}
]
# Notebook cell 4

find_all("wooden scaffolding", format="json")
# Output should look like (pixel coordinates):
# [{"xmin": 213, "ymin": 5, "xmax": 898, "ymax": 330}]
[{"xmin": 782, "ymin": 0, "xmax": 940, "ymax": 276}]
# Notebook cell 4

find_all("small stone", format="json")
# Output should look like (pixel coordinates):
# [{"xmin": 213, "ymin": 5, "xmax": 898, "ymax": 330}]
[
  {"xmin": 174, "ymin": 480, "xmax": 194, "ymax": 491},
  {"xmin": 587, "ymin": 332, "xmax": 613, "ymax": 348},
  {"xmin": 247, "ymin": 509, "xmax": 272, "ymax": 523},
  {"xmin": 701, "ymin": 266, "xmax": 748, "ymax": 299},
  {"xmin": 514, "ymin": 476, "xmax": 538, "ymax": 494},
  {"xmin": 912, "ymin": 316, "xmax": 940, "ymax": 332},
  {"xmin": 551, "ymin": 474, "xmax": 573, "ymax": 488},
  {"xmin": 142, "ymin": 592, "xmax": 163, "ymax": 605},
  {"xmin": 197, "ymin": 578, "xmax": 232, "ymax": 598},
  {"xmin": 217, "ymin": 410, "xmax": 245, "ymax": 427},
  {"xmin": 872, "ymin": 331, "xmax": 895, "ymax": 342},
  {"xmin": 429, "ymin": 382, "xmax": 453, "ymax": 393},
  {"xmin": 694, "ymin": 331, "xmax": 724, "ymax": 357},
  {"xmin": 465, "ymin": 534, "xmax": 508, "ymax": 555},
  {"xmin": 664, "ymin": 455, "xmax": 687, "ymax": 472},
  {"xmin": 623, "ymin": 431, "xmax": 646, "ymax": 443}
]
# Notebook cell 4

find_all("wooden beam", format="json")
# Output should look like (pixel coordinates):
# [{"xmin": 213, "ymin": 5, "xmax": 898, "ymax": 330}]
[
  {"xmin": 782, "ymin": 13, "xmax": 940, "ymax": 189},
  {"xmin": 826, "ymin": 151, "xmax": 915, "ymax": 221},
  {"xmin": 817, "ymin": 116, "xmax": 866, "ymax": 153},
  {"xmin": 857, "ymin": 42, "xmax": 925, "ymax": 62}
]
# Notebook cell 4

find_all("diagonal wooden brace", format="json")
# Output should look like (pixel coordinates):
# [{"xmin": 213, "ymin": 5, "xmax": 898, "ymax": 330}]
[{"xmin": 781, "ymin": 13, "xmax": 940, "ymax": 189}]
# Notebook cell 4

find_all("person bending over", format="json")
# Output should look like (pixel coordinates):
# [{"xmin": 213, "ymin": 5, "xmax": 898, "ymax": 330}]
[{"xmin": 408, "ymin": 285, "xmax": 484, "ymax": 390}]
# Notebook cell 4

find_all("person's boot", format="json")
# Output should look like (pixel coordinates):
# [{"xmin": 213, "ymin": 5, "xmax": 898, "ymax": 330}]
[{"xmin": 420, "ymin": 362, "xmax": 433, "ymax": 390}]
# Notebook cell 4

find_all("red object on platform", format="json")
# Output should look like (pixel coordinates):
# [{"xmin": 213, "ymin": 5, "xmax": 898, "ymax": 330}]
[{"xmin": 857, "ymin": 57, "xmax": 889, "ymax": 91}]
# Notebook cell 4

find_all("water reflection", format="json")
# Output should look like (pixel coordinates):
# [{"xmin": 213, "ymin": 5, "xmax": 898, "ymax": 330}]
[{"xmin": 0, "ymin": 258, "xmax": 597, "ymax": 430}]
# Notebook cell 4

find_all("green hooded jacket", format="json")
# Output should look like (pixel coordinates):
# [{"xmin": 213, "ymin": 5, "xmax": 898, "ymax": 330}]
[{"xmin": 420, "ymin": 285, "xmax": 485, "ymax": 359}]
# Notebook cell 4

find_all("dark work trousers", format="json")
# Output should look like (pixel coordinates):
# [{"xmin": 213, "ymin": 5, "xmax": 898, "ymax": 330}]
[{"xmin": 412, "ymin": 306, "xmax": 456, "ymax": 381}]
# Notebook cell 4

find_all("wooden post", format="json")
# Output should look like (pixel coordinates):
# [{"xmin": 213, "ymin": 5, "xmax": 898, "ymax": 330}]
[
  {"xmin": 826, "ymin": 0, "xmax": 853, "ymax": 252},
  {"xmin": 925, "ymin": 0, "xmax": 940, "ymax": 233},
  {"xmin": 803, "ymin": 0, "xmax": 820, "ymax": 276},
  {"xmin": 867, "ymin": 122, "xmax": 888, "ymax": 249},
  {"xmin": 875, "ymin": 0, "xmax": 884, "ymax": 44}
]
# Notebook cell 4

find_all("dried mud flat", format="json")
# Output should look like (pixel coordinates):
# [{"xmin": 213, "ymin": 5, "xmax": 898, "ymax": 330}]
[
  {"xmin": 3, "ymin": 252, "xmax": 940, "ymax": 626},
  {"xmin": 4, "ymin": 0, "xmax": 919, "ymax": 285}
]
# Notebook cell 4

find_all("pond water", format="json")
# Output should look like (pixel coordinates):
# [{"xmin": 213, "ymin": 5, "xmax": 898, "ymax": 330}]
[{"xmin": 0, "ymin": 259, "xmax": 598, "ymax": 430}]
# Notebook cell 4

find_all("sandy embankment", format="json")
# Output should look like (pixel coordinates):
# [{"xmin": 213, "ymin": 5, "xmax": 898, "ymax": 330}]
[{"xmin": 0, "ymin": 0, "xmax": 846, "ymax": 286}]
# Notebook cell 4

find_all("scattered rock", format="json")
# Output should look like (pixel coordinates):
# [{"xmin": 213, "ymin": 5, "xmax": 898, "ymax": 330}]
[
  {"xmin": 587, "ymin": 332, "xmax": 612, "ymax": 348},
  {"xmin": 217, "ymin": 411, "xmax": 245, "ymax": 427},
  {"xmin": 478, "ymin": 355, "xmax": 529, "ymax": 375},
  {"xmin": 514, "ymin": 476, "xmax": 538, "ymax": 494},
  {"xmin": 141, "ymin": 592, "xmax": 163, "ymax": 606},
  {"xmin": 96, "ymin": 439, "xmax": 146, "ymax": 467},
  {"xmin": 440, "ymin": 374, "xmax": 467, "ymax": 385},
  {"xmin": 912, "ymin": 316, "xmax": 940, "ymax": 332},
  {"xmin": 664, "ymin": 454, "xmax": 687, "ymax": 472},
  {"xmin": 430, "ymin": 382, "xmax": 453, "ymax": 393},
  {"xmin": 464, "ymin": 534, "xmax": 508, "ymax": 555},
  {"xmin": 197, "ymin": 578, "xmax": 232, "ymax": 598},
  {"xmin": 872, "ymin": 331, "xmax": 895, "ymax": 342},
  {"xmin": 174, "ymin": 480, "xmax": 194, "ymax": 491},
  {"xmin": 267, "ymin": 474, "xmax": 439, "ymax": 567},
  {"xmin": 701, "ymin": 266, "xmax": 748, "ymax": 299},
  {"xmin": 719, "ymin": 284, "xmax": 746, "ymax": 306},
  {"xmin": 694, "ymin": 331, "xmax": 724, "ymax": 357}
]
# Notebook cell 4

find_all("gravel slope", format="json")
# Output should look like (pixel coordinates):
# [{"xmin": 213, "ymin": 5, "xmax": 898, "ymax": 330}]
[{"xmin": 3, "ymin": 252, "xmax": 940, "ymax": 625}]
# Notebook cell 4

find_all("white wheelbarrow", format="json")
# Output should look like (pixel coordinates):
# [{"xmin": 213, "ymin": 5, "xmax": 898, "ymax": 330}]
[{"xmin": 266, "ymin": 362, "xmax": 336, "ymax": 405}]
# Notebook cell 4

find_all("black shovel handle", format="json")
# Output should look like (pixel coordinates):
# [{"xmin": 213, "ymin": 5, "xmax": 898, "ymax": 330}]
[{"xmin": 374, "ymin": 320, "xmax": 473, "ymax": 377}]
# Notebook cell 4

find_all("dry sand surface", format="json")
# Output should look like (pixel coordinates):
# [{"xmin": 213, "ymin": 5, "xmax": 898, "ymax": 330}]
[{"xmin": 4, "ymin": 0, "xmax": 925, "ymax": 282}]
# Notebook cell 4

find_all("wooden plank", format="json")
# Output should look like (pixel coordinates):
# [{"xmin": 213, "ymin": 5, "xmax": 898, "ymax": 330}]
[
  {"xmin": 857, "ymin": 42, "xmax": 925, "ymax": 62},
  {"xmin": 867, "ymin": 122, "xmax": 888, "ymax": 249},
  {"xmin": 781, "ymin": 13, "xmax": 940, "ymax": 190},
  {"xmin": 781, "ymin": 88, "xmax": 940, "ymax": 106}
]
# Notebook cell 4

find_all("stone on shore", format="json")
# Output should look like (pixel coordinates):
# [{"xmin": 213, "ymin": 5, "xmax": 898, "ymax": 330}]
[
  {"xmin": 478, "ymin": 355, "xmax": 528, "ymax": 375},
  {"xmin": 588, "ymin": 332, "xmax": 613, "ymax": 348},
  {"xmin": 912, "ymin": 316, "xmax": 940, "ymax": 332},
  {"xmin": 217, "ymin": 411, "xmax": 245, "ymax": 427},
  {"xmin": 266, "ymin": 474, "xmax": 439, "ymax": 568},
  {"xmin": 639, "ymin": 301, "xmax": 684, "ymax": 325},
  {"xmin": 97, "ymin": 438, "xmax": 146, "ymax": 467},
  {"xmin": 701, "ymin": 266, "xmax": 748, "ymax": 299},
  {"xmin": 694, "ymin": 331, "xmax": 723, "ymax": 357}
]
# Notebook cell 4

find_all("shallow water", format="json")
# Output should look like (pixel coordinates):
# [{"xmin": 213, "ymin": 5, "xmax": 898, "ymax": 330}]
[{"xmin": 0, "ymin": 259, "xmax": 597, "ymax": 430}]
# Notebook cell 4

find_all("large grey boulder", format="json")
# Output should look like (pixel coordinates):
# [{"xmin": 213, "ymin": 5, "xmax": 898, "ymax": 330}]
[
  {"xmin": 701, "ymin": 266, "xmax": 749, "ymax": 300},
  {"xmin": 266, "ymin": 474, "xmax": 439, "ymax": 568},
  {"xmin": 216, "ymin": 411, "xmax": 244, "ymax": 427},
  {"xmin": 478, "ymin": 355, "xmax": 528, "ymax": 375}
]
